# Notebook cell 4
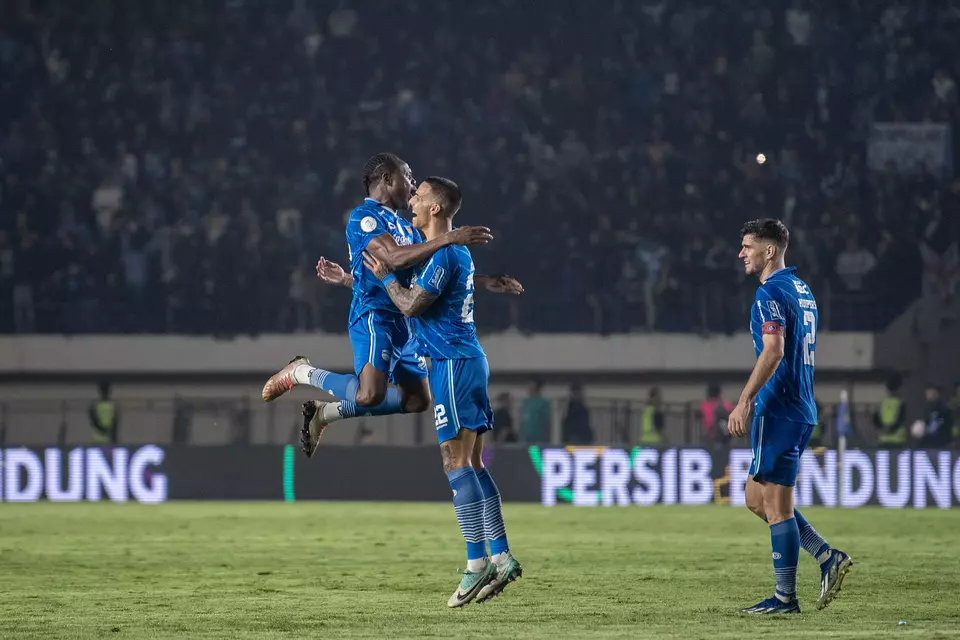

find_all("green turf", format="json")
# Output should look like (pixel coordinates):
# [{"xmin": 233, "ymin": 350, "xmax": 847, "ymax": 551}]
[{"xmin": 0, "ymin": 502, "xmax": 957, "ymax": 639}]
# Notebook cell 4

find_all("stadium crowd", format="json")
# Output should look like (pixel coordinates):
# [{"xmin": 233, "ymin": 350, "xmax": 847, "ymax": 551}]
[{"xmin": 2, "ymin": 0, "xmax": 959, "ymax": 335}]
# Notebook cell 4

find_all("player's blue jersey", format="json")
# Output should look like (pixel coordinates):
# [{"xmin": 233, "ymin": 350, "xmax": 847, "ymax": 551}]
[
  {"xmin": 750, "ymin": 267, "xmax": 818, "ymax": 425},
  {"xmin": 411, "ymin": 244, "xmax": 486, "ymax": 360},
  {"xmin": 347, "ymin": 199, "xmax": 422, "ymax": 324}
]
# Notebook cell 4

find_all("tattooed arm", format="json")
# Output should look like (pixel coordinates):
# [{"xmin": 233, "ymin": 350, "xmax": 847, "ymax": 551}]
[{"xmin": 362, "ymin": 251, "xmax": 438, "ymax": 318}]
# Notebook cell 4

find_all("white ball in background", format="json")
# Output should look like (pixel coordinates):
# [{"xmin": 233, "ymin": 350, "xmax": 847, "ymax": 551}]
[
  {"xmin": 756, "ymin": 153, "xmax": 766, "ymax": 164},
  {"xmin": 910, "ymin": 420, "xmax": 926, "ymax": 439}
]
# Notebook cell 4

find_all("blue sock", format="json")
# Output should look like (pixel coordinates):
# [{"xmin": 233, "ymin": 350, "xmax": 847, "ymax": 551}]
[
  {"xmin": 770, "ymin": 518, "xmax": 800, "ymax": 601},
  {"xmin": 476, "ymin": 469, "xmax": 509, "ymax": 556},
  {"xmin": 307, "ymin": 369, "xmax": 404, "ymax": 419},
  {"xmin": 447, "ymin": 467, "xmax": 487, "ymax": 562},
  {"xmin": 308, "ymin": 369, "xmax": 358, "ymax": 400},
  {"xmin": 794, "ymin": 508, "xmax": 831, "ymax": 563}
]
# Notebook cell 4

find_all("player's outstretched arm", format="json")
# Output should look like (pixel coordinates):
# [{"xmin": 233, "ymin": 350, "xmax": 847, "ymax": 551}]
[
  {"xmin": 366, "ymin": 226, "xmax": 492, "ymax": 272},
  {"xmin": 728, "ymin": 332, "xmax": 785, "ymax": 437},
  {"xmin": 475, "ymin": 274, "xmax": 524, "ymax": 295},
  {"xmin": 362, "ymin": 251, "xmax": 438, "ymax": 318},
  {"xmin": 315, "ymin": 257, "xmax": 353, "ymax": 288}
]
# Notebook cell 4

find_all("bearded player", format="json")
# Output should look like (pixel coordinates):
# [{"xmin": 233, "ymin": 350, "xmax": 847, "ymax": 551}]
[
  {"xmin": 362, "ymin": 176, "xmax": 522, "ymax": 607},
  {"xmin": 729, "ymin": 218, "xmax": 853, "ymax": 614}
]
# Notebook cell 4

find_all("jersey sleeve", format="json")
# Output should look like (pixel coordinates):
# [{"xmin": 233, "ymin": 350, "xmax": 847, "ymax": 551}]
[
  {"xmin": 346, "ymin": 208, "xmax": 388, "ymax": 255},
  {"xmin": 754, "ymin": 286, "xmax": 786, "ymax": 336},
  {"xmin": 414, "ymin": 246, "xmax": 454, "ymax": 296}
]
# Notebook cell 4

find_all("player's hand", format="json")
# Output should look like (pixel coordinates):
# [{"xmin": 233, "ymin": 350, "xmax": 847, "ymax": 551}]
[
  {"xmin": 361, "ymin": 251, "xmax": 391, "ymax": 280},
  {"xmin": 482, "ymin": 274, "xmax": 524, "ymax": 295},
  {"xmin": 727, "ymin": 401, "xmax": 752, "ymax": 438},
  {"xmin": 446, "ymin": 226, "xmax": 493, "ymax": 246},
  {"xmin": 316, "ymin": 257, "xmax": 348, "ymax": 286}
]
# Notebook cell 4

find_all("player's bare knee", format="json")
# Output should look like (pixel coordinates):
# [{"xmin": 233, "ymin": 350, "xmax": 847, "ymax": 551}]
[
  {"xmin": 355, "ymin": 386, "xmax": 386, "ymax": 407},
  {"xmin": 470, "ymin": 433, "xmax": 485, "ymax": 470},
  {"xmin": 746, "ymin": 500, "xmax": 766, "ymax": 520},
  {"xmin": 440, "ymin": 442, "xmax": 471, "ymax": 474},
  {"xmin": 401, "ymin": 392, "xmax": 430, "ymax": 414}
]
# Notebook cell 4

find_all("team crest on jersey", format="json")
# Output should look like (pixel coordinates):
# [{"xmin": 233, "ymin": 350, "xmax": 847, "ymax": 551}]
[
  {"xmin": 429, "ymin": 267, "xmax": 447, "ymax": 290},
  {"xmin": 361, "ymin": 216, "xmax": 377, "ymax": 233},
  {"xmin": 381, "ymin": 349, "xmax": 390, "ymax": 362}
]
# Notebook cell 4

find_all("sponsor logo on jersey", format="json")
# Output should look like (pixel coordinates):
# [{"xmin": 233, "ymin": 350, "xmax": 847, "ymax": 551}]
[{"xmin": 429, "ymin": 267, "xmax": 447, "ymax": 290}]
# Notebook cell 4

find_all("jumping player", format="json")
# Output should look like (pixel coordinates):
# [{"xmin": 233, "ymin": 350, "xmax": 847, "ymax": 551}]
[
  {"xmin": 260, "ymin": 153, "xmax": 493, "ymax": 453},
  {"xmin": 728, "ymin": 218, "xmax": 853, "ymax": 614},
  {"xmin": 361, "ymin": 176, "xmax": 522, "ymax": 607}
]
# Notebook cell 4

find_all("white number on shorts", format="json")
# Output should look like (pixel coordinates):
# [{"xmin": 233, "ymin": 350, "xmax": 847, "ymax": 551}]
[
  {"xmin": 434, "ymin": 404, "xmax": 449, "ymax": 429},
  {"xmin": 802, "ymin": 310, "xmax": 816, "ymax": 366}
]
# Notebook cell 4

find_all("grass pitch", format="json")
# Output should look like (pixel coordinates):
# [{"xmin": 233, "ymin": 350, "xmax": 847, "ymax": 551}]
[{"xmin": 0, "ymin": 502, "xmax": 958, "ymax": 639}]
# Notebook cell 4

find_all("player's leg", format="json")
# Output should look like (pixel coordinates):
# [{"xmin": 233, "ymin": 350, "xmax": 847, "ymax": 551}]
[
  {"xmin": 295, "ymin": 314, "xmax": 408, "ymax": 457},
  {"xmin": 741, "ymin": 417, "xmax": 802, "ymax": 614},
  {"xmin": 433, "ymin": 358, "xmax": 495, "ymax": 608},
  {"xmin": 744, "ymin": 475, "xmax": 766, "ymax": 521},
  {"xmin": 785, "ymin": 436, "xmax": 853, "ymax": 609},
  {"xmin": 473, "ymin": 432, "xmax": 523, "ymax": 603},
  {"xmin": 750, "ymin": 471, "xmax": 844, "ymax": 574},
  {"xmin": 390, "ymin": 335, "xmax": 432, "ymax": 414}
]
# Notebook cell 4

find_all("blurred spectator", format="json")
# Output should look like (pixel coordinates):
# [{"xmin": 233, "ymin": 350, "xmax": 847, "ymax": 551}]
[
  {"xmin": 874, "ymin": 375, "xmax": 907, "ymax": 447},
  {"xmin": 520, "ymin": 379, "xmax": 550, "ymax": 443},
  {"xmin": 640, "ymin": 387, "xmax": 665, "ymax": 445},
  {"xmin": 699, "ymin": 382, "xmax": 733, "ymax": 443},
  {"xmin": 948, "ymin": 381, "xmax": 960, "ymax": 417},
  {"xmin": 917, "ymin": 385, "xmax": 954, "ymax": 448},
  {"xmin": 562, "ymin": 382, "xmax": 593, "ymax": 445},
  {"xmin": 493, "ymin": 392, "xmax": 519, "ymax": 443},
  {"xmin": 835, "ymin": 236, "xmax": 877, "ymax": 293},
  {"xmin": 88, "ymin": 381, "xmax": 119, "ymax": 444}
]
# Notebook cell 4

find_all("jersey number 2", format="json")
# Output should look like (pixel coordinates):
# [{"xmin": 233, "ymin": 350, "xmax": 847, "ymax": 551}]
[{"xmin": 802, "ymin": 310, "xmax": 816, "ymax": 366}]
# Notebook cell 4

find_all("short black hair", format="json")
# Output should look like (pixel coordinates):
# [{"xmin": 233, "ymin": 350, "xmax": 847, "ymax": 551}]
[
  {"xmin": 740, "ymin": 218, "xmax": 789, "ymax": 251},
  {"xmin": 362, "ymin": 152, "xmax": 404, "ymax": 195},
  {"xmin": 423, "ymin": 176, "xmax": 462, "ymax": 215}
]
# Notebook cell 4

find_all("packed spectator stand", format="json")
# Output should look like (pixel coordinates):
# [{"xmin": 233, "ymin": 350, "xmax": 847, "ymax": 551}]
[{"xmin": 2, "ymin": 0, "xmax": 958, "ymax": 336}]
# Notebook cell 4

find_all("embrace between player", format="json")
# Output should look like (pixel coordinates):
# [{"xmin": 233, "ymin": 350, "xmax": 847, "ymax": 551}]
[
  {"xmin": 261, "ymin": 153, "xmax": 522, "ymax": 606},
  {"xmin": 731, "ymin": 219, "xmax": 853, "ymax": 614}
]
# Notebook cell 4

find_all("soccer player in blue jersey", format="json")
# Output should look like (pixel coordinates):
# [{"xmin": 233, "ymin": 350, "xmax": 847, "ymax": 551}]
[
  {"xmin": 728, "ymin": 219, "xmax": 853, "ymax": 614},
  {"xmin": 362, "ymin": 176, "xmax": 522, "ymax": 608},
  {"xmin": 261, "ymin": 153, "xmax": 496, "ymax": 454}
]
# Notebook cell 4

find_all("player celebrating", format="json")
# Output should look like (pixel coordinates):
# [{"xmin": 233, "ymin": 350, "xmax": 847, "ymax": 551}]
[
  {"xmin": 260, "ymin": 153, "xmax": 495, "ymax": 454},
  {"xmin": 361, "ymin": 176, "xmax": 522, "ymax": 608},
  {"xmin": 728, "ymin": 219, "xmax": 853, "ymax": 614}
]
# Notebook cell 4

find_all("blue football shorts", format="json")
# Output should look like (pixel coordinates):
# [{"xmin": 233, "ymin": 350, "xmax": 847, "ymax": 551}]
[
  {"xmin": 430, "ymin": 357, "xmax": 494, "ymax": 445},
  {"xmin": 748, "ymin": 415, "xmax": 814, "ymax": 487},
  {"xmin": 348, "ymin": 311, "xmax": 428, "ymax": 385}
]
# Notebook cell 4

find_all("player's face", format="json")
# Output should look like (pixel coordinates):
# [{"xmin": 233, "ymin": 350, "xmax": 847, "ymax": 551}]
[
  {"xmin": 386, "ymin": 163, "xmax": 417, "ymax": 210},
  {"xmin": 739, "ymin": 234, "xmax": 771, "ymax": 275},
  {"xmin": 408, "ymin": 182, "xmax": 439, "ymax": 229}
]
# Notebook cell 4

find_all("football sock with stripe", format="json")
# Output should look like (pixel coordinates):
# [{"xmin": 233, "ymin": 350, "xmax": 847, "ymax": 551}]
[
  {"xmin": 294, "ymin": 365, "xmax": 404, "ymax": 421},
  {"xmin": 771, "ymin": 517, "xmax": 800, "ymax": 602},
  {"xmin": 475, "ymin": 468, "xmax": 510, "ymax": 562},
  {"xmin": 448, "ymin": 467, "xmax": 488, "ymax": 571},
  {"xmin": 794, "ymin": 508, "xmax": 832, "ymax": 564}
]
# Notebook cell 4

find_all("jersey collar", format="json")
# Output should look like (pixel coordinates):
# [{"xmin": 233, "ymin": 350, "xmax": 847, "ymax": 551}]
[
  {"xmin": 766, "ymin": 266, "xmax": 796, "ymax": 280},
  {"xmin": 365, "ymin": 198, "xmax": 396, "ymax": 215}
]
